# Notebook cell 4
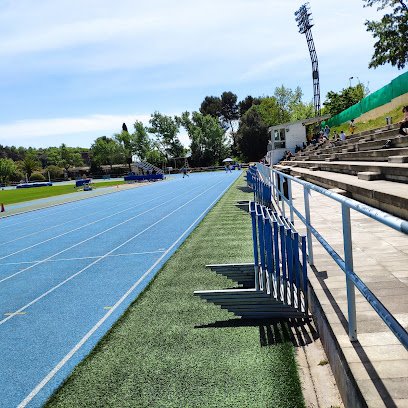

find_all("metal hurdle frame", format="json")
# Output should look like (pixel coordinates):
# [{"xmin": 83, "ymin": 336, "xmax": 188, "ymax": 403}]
[
  {"xmin": 250, "ymin": 200, "xmax": 309, "ymax": 315},
  {"xmin": 250, "ymin": 163, "xmax": 408, "ymax": 349}
]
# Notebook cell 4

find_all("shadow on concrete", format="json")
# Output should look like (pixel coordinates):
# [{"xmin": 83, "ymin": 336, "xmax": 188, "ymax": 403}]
[{"xmin": 311, "ymin": 265, "xmax": 398, "ymax": 408}]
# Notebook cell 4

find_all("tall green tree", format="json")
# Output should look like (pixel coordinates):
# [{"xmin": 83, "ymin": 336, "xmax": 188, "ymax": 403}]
[
  {"xmin": 115, "ymin": 131, "xmax": 135, "ymax": 171},
  {"xmin": 132, "ymin": 121, "xmax": 151, "ymax": 161},
  {"xmin": 323, "ymin": 83, "xmax": 367, "ymax": 116},
  {"xmin": 19, "ymin": 154, "xmax": 41, "ymax": 179},
  {"xmin": 91, "ymin": 136, "xmax": 123, "ymax": 171},
  {"xmin": 363, "ymin": 0, "xmax": 408, "ymax": 69},
  {"xmin": 0, "ymin": 158, "xmax": 17, "ymax": 184},
  {"xmin": 148, "ymin": 112, "xmax": 184, "ymax": 160},
  {"xmin": 238, "ymin": 96, "xmax": 261, "ymax": 117},
  {"xmin": 220, "ymin": 91, "xmax": 239, "ymax": 132},
  {"xmin": 236, "ymin": 97, "xmax": 281, "ymax": 162},
  {"xmin": 199, "ymin": 96, "xmax": 222, "ymax": 118},
  {"xmin": 177, "ymin": 112, "xmax": 229, "ymax": 167},
  {"xmin": 59, "ymin": 144, "xmax": 84, "ymax": 171}
]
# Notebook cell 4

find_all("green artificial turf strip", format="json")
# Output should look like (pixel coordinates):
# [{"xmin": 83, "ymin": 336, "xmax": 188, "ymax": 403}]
[
  {"xmin": 0, "ymin": 181, "xmax": 125, "ymax": 205},
  {"xmin": 46, "ymin": 176, "xmax": 305, "ymax": 408}
]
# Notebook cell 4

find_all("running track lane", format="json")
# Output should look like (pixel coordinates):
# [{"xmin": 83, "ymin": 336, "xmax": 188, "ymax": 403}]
[{"xmin": 0, "ymin": 171, "xmax": 241, "ymax": 408}]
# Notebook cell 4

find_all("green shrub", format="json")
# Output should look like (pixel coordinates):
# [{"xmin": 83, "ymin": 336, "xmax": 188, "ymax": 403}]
[
  {"xmin": 46, "ymin": 165, "xmax": 64, "ymax": 180},
  {"xmin": 30, "ymin": 172, "xmax": 46, "ymax": 182}
]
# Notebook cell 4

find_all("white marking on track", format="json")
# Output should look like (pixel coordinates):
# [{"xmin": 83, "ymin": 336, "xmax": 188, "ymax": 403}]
[
  {"xmin": 0, "ymin": 250, "xmax": 167, "ymax": 266},
  {"xmin": 0, "ymin": 182, "xmax": 204, "ymax": 284},
  {"xmin": 0, "ymin": 177, "xmax": 225, "ymax": 326},
  {"xmin": 17, "ymin": 173, "xmax": 236, "ymax": 408}
]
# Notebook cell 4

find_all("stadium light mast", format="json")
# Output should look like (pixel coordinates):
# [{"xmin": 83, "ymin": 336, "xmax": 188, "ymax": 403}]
[{"xmin": 295, "ymin": 3, "xmax": 321, "ymax": 117}]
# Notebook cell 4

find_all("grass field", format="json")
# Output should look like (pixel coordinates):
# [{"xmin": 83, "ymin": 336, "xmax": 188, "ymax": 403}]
[
  {"xmin": 0, "ymin": 180, "xmax": 125, "ymax": 205},
  {"xmin": 331, "ymin": 103, "xmax": 405, "ymax": 136},
  {"xmin": 46, "ymin": 175, "xmax": 304, "ymax": 408}
]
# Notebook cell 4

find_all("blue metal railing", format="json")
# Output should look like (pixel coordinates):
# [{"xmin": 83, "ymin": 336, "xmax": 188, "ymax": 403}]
[
  {"xmin": 249, "ymin": 201, "xmax": 308, "ymax": 314},
  {"xmin": 249, "ymin": 164, "xmax": 408, "ymax": 349}
]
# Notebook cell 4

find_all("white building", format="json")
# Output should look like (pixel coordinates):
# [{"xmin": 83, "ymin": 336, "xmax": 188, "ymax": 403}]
[{"xmin": 266, "ymin": 115, "xmax": 331, "ymax": 165}]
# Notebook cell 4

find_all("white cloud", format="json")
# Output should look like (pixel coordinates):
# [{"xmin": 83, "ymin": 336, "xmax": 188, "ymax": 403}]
[
  {"xmin": 0, "ymin": 114, "xmax": 148, "ymax": 141},
  {"xmin": 0, "ymin": 113, "xmax": 191, "ymax": 148}
]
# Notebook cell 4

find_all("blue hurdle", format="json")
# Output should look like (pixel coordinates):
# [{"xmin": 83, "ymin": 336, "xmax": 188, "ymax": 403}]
[{"xmin": 194, "ymin": 198, "xmax": 309, "ymax": 319}]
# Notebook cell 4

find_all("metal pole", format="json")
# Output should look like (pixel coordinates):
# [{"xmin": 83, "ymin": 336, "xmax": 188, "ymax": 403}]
[
  {"xmin": 342, "ymin": 204, "xmax": 357, "ymax": 341},
  {"xmin": 287, "ymin": 178, "xmax": 294, "ymax": 225},
  {"xmin": 279, "ymin": 174, "xmax": 285, "ymax": 218},
  {"xmin": 303, "ymin": 185, "xmax": 314, "ymax": 265}
]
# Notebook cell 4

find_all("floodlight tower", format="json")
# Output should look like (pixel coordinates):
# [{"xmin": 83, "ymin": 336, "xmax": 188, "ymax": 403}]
[{"xmin": 295, "ymin": 3, "xmax": 321, "ymax": 117}]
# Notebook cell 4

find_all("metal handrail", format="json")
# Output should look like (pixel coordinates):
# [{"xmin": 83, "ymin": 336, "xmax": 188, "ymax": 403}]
[{"xmin": 255, "ymin": 163, "xmax": 408, "ymax": 349}]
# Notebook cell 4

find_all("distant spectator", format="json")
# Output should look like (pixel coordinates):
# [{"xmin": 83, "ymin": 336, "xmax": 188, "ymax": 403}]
[
  {"xmin": 323, "ymin": 125, "xmax": 330, "ymax": 138},
  {"xmin": 295, "ymin": 144, "xmax": 301, "ymax": 153},
  {"xmin": 340, "ymin": 131, "xmax": 346, "ymax": 141},
  {"xmin": 349, "ymin": 119, "xmax": 356, "ymax": 135},
  {"xmin": 399, "ymin": 106, "xmax": 408, "ymax": 136},
  {"xmin": 333, "ymin": 130, "xmax": 339, "ymax": 140}
]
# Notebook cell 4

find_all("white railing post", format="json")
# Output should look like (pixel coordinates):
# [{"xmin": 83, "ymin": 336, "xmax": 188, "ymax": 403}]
[
  {"xmin": 303, "ymin": 185, "xmax": 314, "ymax": 266},
  {"xmin": 287, "ymin": 178, "xmax": 294, "ymax": 225},
  {"xmin": 279, "ymin": 174, "xmax": 286, "ymax": 218},
  {"xmin": 342, "ymin": 204, "xmax": 357, "ymax": 341}
]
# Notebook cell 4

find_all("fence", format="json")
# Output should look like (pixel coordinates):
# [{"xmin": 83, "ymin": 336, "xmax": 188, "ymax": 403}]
[
  {"xmin": 325, "ymin": 71, "xmax": 408, "ymax": 127},
  {"xmin": 252, "ymin": 163, "xmax": 408, "ymax": 348},
  {"xmin": 250, "ymin": 201, "xmax": 308, "ymax": 315}
]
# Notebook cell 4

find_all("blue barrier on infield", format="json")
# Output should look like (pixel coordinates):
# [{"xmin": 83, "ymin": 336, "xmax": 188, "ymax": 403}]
[
  {"xmin": 16, "ymin": 182, "xmax": 53, "ymax": 189},
  {"xmin": 75, "ymin": 178, "xmax": 92, "ymax": 187}
]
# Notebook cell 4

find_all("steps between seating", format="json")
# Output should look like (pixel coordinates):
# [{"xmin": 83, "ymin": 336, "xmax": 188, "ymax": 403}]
[{"xmin": 287, "ymin": 167, "xmax": 408, "ymax": 219}]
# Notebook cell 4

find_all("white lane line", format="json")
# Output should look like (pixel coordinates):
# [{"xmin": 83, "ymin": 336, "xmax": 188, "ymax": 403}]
[
  {"xmin": 0, "ymin": 251, "xmax": 167, "ymax": 266},
  {"xmin": 0, "ymin": 181, "xmax": 208, "ymax": 283},
  {"xmin": 0, "ymin": 181, "xmax": 190, "ymax": 261},
  {"xmin": 0, "ymin": 190, "xmax": 161, "ymax": 247},
  {"xmin": 0, "ymin": 178, "xmax": 175, "ymax": 231},
  {"xmin": 17, "ymin": 172, "xmax": 236, "ymax": 408},
  {"xmin": 0, "ymin": 177, "xmax": 226, "ymax": 325}
]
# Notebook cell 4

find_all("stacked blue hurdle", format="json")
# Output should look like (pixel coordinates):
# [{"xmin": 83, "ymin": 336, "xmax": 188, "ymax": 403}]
[{"xmin": 194, "ymin": 168, "xmax": 309, "ymax": 319}]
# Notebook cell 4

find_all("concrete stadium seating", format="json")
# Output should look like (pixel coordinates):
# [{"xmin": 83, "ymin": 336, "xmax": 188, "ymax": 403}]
[{"xmin": 279, "ymin": 123, "xmax": 408, "ymax": 219}]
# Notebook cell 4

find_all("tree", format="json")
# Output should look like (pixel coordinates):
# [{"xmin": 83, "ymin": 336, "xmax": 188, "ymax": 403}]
[
  {"xmin": 177, "ymin": 111, "xmax": 230, "ymax": 166},
  {"xmin": 238, "ymin": 96, "xmax": 261, "ymax": 117},
  {"xmin": 220, "ymin": 91, "xmax": 239, "ymax": 132},
  {"xmin": 200, "ymin": 96, "xmax": 222, "ymax": 118},
  {"xmin": 323, "ymin": 83, "xmax": 367, "ymax": 116},
  {"xmin": 236, "ymin": 97, "xmax": 281, "ymax": 161},
  {"xmin": 114, "ymin": 131, "xmax": 135, "ymax": 171},
  {"xmin": 91, "ymin": 136, "xmax": 123, "ymax": 171},
  {"xmin": 0, "ymin": 158, "xmax": 17, "ymax": 184},
  {"xmin": 363, "ymin": 0, "xmax": 408, "ymax": 69},
  {"xmin": 19, "ymin": 154, "xmax": 41, "ymax": 179},
  {"xmin": 132, "ymin": 121, "xmax": 151, "ymax": 161},
  {"xmin": 148, "ymin": 112, "xmax": 184, "ymax": 160},
  {"xmin": 59, "ymin": 144, "xmax": 83, "ymax": 171}
]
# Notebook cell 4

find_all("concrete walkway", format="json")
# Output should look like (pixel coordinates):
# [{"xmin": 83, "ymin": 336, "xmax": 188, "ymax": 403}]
[{"xmin": 288, "ymin": 182, "xmax": 408, "ymax": 407}]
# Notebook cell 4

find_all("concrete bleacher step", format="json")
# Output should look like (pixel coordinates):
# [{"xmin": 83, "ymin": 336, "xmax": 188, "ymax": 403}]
[
  {"xmin": 389, "ymin": 155, "xmax": 408, "ymax": 163},
  {"xmin": 282, "ymin": 160, "xmax": 408, "ymax": 183},
  {"xmin": 357, "ymin": 171, "xmax": 382, "ymax": 181},
  {"xmin": 333, "ymin": 147, "xmax": 408, "ymax": 162},
  {"xmin": 286, "ymin": 166, "xmax": 408, "ymax": 219}
]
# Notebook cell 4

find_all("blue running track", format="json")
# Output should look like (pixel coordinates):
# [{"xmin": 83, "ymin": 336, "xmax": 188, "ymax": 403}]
[{"xmin": 0, "ymin": 171, "xmax": 241, "ymax": 408}]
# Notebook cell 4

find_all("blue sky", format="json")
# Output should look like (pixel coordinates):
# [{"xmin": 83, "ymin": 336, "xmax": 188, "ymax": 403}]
[{"xmin": 0, "ymin": 0, "xmax": 405, "ymax": 148}]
